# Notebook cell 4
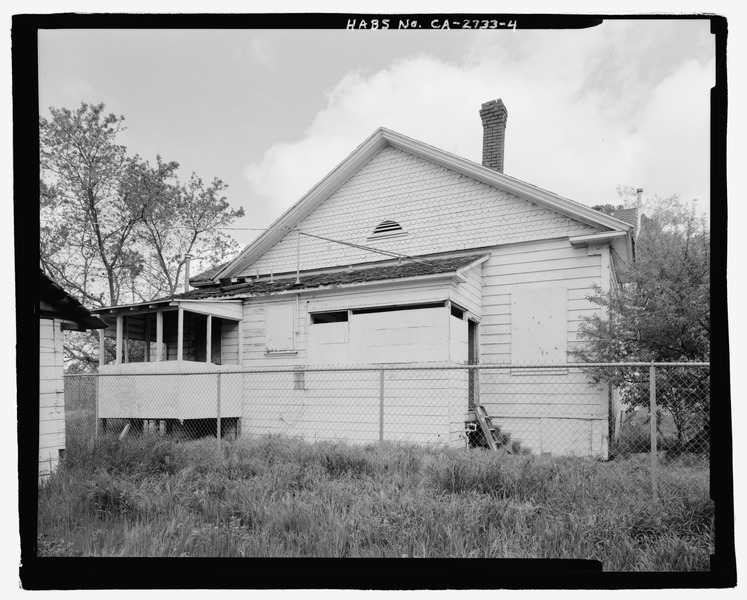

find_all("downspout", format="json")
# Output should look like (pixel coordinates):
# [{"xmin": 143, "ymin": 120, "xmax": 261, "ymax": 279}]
[{"xmin": 295, "ymin": 293, "xmax": 300, "ymax": 351}]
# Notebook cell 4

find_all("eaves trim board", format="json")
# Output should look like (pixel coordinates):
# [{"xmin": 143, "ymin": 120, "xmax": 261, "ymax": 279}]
[{"xmin": 216, "ymin": 127, "xmax": 634, "ymax": 282}]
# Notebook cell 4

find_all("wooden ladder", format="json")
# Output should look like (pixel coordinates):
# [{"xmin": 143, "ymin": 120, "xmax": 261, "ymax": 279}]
[{"xmin": 473, "ymin": 404, "xmax": 509, "ymax": 452}]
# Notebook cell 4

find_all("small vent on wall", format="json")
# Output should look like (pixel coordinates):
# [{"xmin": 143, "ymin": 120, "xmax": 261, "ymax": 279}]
[{"xmin": 369, "ymin": 220, "xmax": 406, "ymax": 240}]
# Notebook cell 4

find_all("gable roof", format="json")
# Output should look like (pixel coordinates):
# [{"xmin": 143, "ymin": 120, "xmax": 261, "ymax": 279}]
[
  {"xmin": 216, "ymin": 128, "xmax": 634, "ymax": 283},
  {"xmin": 39, "ymin": 271, "xmax": 108, "ymax": 330},
  {"xmin": 173, "ymin": 254, "xmax": 487, "ymax": 301}
]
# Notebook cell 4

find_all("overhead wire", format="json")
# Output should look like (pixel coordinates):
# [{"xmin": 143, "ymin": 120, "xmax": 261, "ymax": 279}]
[
  {"xmin": 299, "ymin": 231, "xmax": 432, "ymax": 266},
  {"xmin": 42, "ymin": 216, "xmax": 431, "ymax": 266}
]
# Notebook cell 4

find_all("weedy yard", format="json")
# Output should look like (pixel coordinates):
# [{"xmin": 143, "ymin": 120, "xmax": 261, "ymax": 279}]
[{"xmin": 37, "ymin": 434, "xmax": 713, "ymax": 570}]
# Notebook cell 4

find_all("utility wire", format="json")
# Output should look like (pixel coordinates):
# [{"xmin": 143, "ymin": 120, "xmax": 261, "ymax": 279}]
[
  {"xmin": 299, "ymin": 231, "xmax": 432, "ymax": 266},
  {"xmin": 42, "ymin": 217, "xmax": 432, "ymax": 266}
]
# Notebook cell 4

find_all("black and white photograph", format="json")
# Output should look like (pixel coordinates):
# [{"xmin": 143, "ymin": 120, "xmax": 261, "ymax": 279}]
[{"xmin": 12, "ymin": 4, "xmax": 736, "ymax": 591}]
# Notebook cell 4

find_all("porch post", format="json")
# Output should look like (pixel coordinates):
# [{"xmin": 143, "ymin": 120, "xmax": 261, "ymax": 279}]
[
  {"xmin": 116, "ymin": 316, "xmax": 123, "ymax": 364},
  {"xmin": 206, "ymin": 314, "xmax": 212, "ymax": 364},
  {"xmin": 156, "ymin": 310, "xmax": 163, "ymax": 362},
  {"xmin": 177, "ymin": 307, "xmax": 184, "ymax": 361},
  {"xmin": 144, "ymin": 314, "xmax": 151, "ymax": 362},
  {"xmin": 237, "ymin": 319, "xmax": 243, "ymax": 365},
  {"xmin": 124, "ymin": 316, "xmax": 129, "ymax": 363},
  {"xmin": 99, "ymin": 328, "xmax": 105, "ymax": 367}
]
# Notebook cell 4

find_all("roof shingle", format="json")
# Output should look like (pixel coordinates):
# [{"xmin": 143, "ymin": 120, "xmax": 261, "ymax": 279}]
[{"xmin": 173, "ymin": 254, "xmax": 487, "ymax": 301}]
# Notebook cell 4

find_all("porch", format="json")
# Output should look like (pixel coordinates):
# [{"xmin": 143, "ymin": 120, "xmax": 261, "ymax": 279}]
[{"xmin": 95, "ymin": 298, "xmax": 244, "ymax": 426}]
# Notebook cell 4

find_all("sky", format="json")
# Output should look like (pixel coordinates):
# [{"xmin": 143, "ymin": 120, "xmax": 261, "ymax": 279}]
[{"xmin": 37, "ymin": 17, "xmax": 716, "ymax": 248}]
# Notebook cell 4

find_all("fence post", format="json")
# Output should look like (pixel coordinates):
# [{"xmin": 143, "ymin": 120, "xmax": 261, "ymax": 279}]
[
  {"xmin": 94, "ymin": 375, "xmax": 99, "ymax": 442},
  {"xmin": 649, "ymin": 364, "xmax": 658, "ymax": 505},
  {"xmin": 379, "ymin": 369, "xmax": 385, "ymax": 443},
  {"xmin": 217, "ymin": 372, "xmax": 222, "ymax": 444}
]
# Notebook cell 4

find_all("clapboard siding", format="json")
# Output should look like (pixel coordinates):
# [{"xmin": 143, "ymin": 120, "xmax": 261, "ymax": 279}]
[
  {"xmin": 241, "ymin": 367, "xmax": 465, "ymax": 446},
  {"xmin": 479, "ymin": 238, "xmax": 603, "ymax": 365},
  {"xmin": 240, "ymin": 298, "xmax": 307, "ymax": 368},
  {"xmin": 450, "ymin": 262, "xmax": 482, "ymax": 318},
  {"xmin": 221, "ymin": 320, "xmax": 240, "ymax": 365},
  {"xmin": 474, "ymin": 238, "xmax": 609, "ymax": 457},
  {"xmin": 240, "ymin": 147, "xmax": 598, "ymax": 276},
  {"xmin": 39, "ymin": 318, "xmax": 65, "ymax": 478},
  {"xmin": 492, "ymin": 417, "xmax": 607, "ymax": 456},
  {"xmin": 240, "ymin": 278, "xmax": 465, "ymax": 368}
]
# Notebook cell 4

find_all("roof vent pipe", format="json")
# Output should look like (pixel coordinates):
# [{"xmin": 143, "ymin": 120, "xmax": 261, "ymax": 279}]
[
  {"xmin": 635, "ymin": 188, "xmax": 643, "ymax": 241},
  {"xmin": 184, "ymin": 254, "xmax": 193, "ymax": 293}
]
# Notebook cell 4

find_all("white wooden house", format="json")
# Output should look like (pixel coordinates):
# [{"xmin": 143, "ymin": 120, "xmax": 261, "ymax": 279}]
[
  {"xmin": 92, "ymin": 99, "xmax": 634, "ymax": 456},
  {"xmin": 39, "ymin": 272, "xmax": 107, "ymax": 480}
]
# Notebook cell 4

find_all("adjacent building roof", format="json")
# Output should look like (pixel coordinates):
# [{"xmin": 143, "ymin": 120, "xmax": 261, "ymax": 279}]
[
  {"xmin": 39, "ymin": 271, "xmax": 108, "ymax": 329},
  {"xmin": 610, "ymin": 208, "xmax": 638, "ymax": 228}
]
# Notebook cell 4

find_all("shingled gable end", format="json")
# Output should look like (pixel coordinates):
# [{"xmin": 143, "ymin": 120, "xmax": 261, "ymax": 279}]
[{"xmin": 93, "ymin": 100, "xmax": 634, "ymax": 457}]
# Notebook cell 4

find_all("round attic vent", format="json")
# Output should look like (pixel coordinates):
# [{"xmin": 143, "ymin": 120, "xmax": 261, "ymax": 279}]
[{"xmin": 371, "ymin": 220, "xmax": 404, "ymax": 236}]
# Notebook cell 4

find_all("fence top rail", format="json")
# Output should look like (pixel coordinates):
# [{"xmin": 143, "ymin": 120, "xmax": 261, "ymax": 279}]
[{"xmin": 66, "ymin": 361, "xmax": 710, "ymax": 377}]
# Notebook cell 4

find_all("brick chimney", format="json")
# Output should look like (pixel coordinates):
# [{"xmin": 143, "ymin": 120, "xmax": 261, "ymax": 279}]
[{"xmin": 479, "ymin": 99, "xmax": 508, "ymax": 173}]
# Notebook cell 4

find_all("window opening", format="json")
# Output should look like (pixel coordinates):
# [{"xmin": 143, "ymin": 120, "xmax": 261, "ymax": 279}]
[
  {"xmin": 352, "ymin": 302, "xmax": 445, "ymax": 315},
  {"xmin": 310, "ymin": 311, "xmax": 349, "ymax": 324}
]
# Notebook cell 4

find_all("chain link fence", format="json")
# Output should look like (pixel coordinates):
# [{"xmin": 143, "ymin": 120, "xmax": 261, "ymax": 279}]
[{"xmin": 63, "ymin": 362, "xmax": 710, "ymax": 504}]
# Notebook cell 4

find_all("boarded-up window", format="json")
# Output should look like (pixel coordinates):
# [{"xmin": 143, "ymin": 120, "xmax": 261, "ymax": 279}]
[
  {"xmin": 511, "ymin": 287, "xmax": 567, "ymax": 365},
  {"xmin": 265, "ymin": 303, "xmax": 295, "ymax": 352}
]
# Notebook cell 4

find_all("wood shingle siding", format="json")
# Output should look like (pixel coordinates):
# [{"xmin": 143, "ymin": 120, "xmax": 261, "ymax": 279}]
[{"xmin": 240, "ymin": 147, "xmax": 598, "ymax": 276}]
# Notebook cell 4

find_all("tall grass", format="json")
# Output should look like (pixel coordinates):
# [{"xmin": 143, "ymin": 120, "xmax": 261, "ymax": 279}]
[{"xmin": 37, "ymin": 434, "xmax": 712, "ymax": 569}]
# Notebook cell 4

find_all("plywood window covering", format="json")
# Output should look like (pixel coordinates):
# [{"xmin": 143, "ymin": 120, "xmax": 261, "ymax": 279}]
[
  {"xmin": 265, "ymin": 303, "xmax": 296, "ymax": 352},
  {"xmin": 511, "ymin": 287, "xmax": 568, "ymax": 369}
]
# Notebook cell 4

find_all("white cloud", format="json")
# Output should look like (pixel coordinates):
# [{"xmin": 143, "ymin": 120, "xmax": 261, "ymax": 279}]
[
  {"xmin": 243, "ymin": 23, "xmax": 713, "ymax": 224},
  {"xmin": 247, "ymin": 37, "xmax": 275, "ymax": 68}
]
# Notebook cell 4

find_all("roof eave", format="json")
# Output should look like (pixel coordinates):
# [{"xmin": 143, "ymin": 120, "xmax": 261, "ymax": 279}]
[
  {"xmin": 221, "ymin": 270, "xmax": 460, "ymax": 300},
  {"xmin": 569, "ymin": 230, "xmax": 634, "ymax": 266},
  {"xmin": 215, "ymin": 128, "xmax": 391, "ymax": 281},
  {"xmin": 381, "ymin": 128, "xmax": 634, "ymax": 232}
]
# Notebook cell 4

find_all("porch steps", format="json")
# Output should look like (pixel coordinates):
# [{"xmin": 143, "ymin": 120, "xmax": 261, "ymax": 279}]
[{"xmin": 473, "ymin": 404, "xmax": 513, "ymax": 454}]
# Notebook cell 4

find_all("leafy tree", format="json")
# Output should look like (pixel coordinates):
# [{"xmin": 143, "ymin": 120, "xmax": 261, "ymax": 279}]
[
  {"xmin": 132, "ymin": 161, "xmax": 245, "ymax": 299},
  {"xmin": 578, "ymin": 190, "xmax": 710, "ymax": 447},
  {"xmin": 40, "ymin": 102, "xmax": 245, "ymax": 371},
  {"xmin": 40, "ymin": 103, "xmax": 145, "ymax": 308},
  {"xmin": 590, "ymin": 203, "xmax": 625, "ymax": 216}
]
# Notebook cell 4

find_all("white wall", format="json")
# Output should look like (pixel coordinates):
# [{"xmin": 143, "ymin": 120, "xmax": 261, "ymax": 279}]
[
  {"xmin": 476, "ymin": 237, "xmax": 609, "ymax": 457},
  {"xmin": 241, "ymin": 367, "xmax": 466, "ymax": 447},
  {"xmin": 98, "ymin": 362, "xmax": 243, "ymax": 420},
  {"xmin": 240, "ymin": 277, "xmax": 474, "ymax": 368},
  {"xmin": 39, "ymin": 318, "xmax": 65, "ymax": 479}
]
